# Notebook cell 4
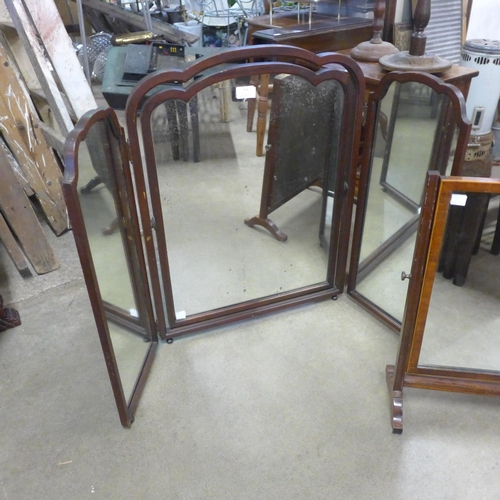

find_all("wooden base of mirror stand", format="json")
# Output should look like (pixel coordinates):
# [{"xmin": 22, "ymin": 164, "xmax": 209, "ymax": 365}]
[
  {"xmin": 244, "ymin": 215, "xmax": 288, "ymax": 242},
  {"xmin": 385, "ymin": 364, "xmax": 403, "ymax": 434}
]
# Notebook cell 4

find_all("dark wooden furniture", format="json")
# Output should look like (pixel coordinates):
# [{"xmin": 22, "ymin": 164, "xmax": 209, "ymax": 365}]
[
  {"xmin": 387, "ymin": 175, "xmax": 500, "ymax": 433},
  {"xmin": 337, "ymin": 49, "xmax": 478, "ymax": 98},
  {"xmin": 249, "ymin": 14, "xmax": 373, "ymax": 52}
]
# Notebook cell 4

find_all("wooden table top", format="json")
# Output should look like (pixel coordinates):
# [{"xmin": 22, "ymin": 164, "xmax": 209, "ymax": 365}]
[{"xmin": 336, "ymin": 49, "xmax": 479, "ymax": 89}]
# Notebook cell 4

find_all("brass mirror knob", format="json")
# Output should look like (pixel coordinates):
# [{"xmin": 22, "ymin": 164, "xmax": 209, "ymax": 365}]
[{"xmin": 401, "ymin": 271, "xmax": 412, "ymax": 281}]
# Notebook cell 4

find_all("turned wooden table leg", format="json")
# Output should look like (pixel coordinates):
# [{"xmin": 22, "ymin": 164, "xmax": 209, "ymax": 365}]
[{"xmin": 256, "ymin": 73, "xmax": 270, "ymax": 157}]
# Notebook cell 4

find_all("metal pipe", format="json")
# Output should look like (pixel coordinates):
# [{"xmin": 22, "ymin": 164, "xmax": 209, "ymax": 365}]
[{"xmin": 76, "ymin": 0, "xmax": 91, "ymax": 84}]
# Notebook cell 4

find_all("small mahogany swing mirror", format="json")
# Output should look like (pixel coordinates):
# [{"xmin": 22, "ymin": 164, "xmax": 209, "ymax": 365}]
[{"xmin": 387, "ymin": 175, "xmax": 500, "ymax": 433}]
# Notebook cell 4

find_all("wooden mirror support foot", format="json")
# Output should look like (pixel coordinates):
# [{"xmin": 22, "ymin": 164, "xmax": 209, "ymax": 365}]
[
  {"xmin": 244, "ymin": 216, "xmax": 288, "ymax": 242},
  {"xmin": 386, "ymin": 364, "xmax": 404, "ymax": 433}
]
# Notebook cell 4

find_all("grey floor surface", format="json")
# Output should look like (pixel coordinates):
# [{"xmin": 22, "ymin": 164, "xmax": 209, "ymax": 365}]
[{"xmin": 2, "ymin": 230, "xmax": 500, "ymax": 499}]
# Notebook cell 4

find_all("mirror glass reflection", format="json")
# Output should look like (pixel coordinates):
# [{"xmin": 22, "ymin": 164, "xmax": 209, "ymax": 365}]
[
  {"xmin": 149, "ymin": 73, "xmax": 344, "ymax": 317},
  {"xmin": 355, "ymin": 81, "xmax": 454, "ymax": 323},
  {"xmin": 419, "ymin": 192, "xmax": 500, "ymax": 370},
  {"xmin": 77, "ymin": 120, "xmax": 150, "ymax": 400}
]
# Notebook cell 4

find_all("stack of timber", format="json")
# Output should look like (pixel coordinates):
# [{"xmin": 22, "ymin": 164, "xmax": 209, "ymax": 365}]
[
  {"xmin": 0, "ymin": 39, "xmax": 66, "ymax": 275},
  {"xmin": 0, "ymin": 0, "xmax": 98, "ymax": 277}
]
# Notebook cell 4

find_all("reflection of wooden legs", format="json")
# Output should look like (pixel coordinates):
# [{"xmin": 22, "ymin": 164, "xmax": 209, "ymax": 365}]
[
  {"xmin": 247, "ymin": 97, "xmax": 256, "ymax": 132},
  {"xmin": 256, "ymin": 74, "xmax": 270, "ymax": 157},
  {"xmin": 244, "ymin": 215, "xmax": 288, "ymax": 242},
  {"xmin": 166, "ymin": 101, "xmax": 180, "ymax": 161},
  {"xmin": 386, "ymin": 365, "xmax": 403, "ymax": 434},
  {"xmin": 246, "ymin": 74, "xmax": 272, "ymax": 156},
  {"xmin": 216, "ymin": 80, "xmax": 231, "ymax": 123},
  {"xmin": 79, "ymin": 176, "xmax": 118, "ymax": 236},
  {"xmin": 102, "ymin": 217, "xmax": 119, "ymax": 236},
  {"xmin": 80, "ymin": 175, "xmax": 103, "ymax": 194},
  {"xmin": 190, "ymin": 96, "xmax": 200, "ymax": 163}
]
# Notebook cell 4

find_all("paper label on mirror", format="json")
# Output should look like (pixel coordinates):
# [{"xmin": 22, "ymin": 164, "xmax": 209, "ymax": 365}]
[
  {"xmin": 450, "ymin": 194, "xmax": 468, "ymax": 206},
  {"xmin": 175, "ymin": 310, "xmax": 186, "ymax": 320},
  {"xmin": 235, "ymin": 86, "xmax": 257, "ymax": 99}
]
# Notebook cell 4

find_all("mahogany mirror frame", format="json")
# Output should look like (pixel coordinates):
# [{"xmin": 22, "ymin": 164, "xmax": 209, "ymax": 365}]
[
  {"xmin": 387, "ymin": 175, "xmax": 500, "ymax": 433},
  {"xmin": 124, "ymin": 45, "xmax": 366, "ymax": 340},
  {"xmin": 347, "ymin": 71, "xmax": 471, "ymax": 333},
  {"xmin": 63, "ymin": 108, "xmax": 158, "ymax": 427}
]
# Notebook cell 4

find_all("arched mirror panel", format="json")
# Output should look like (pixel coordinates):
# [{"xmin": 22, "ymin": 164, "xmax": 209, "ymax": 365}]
[
  {"xmin": 347, "ymin": 71, "xmax": 471, "ymax": 332},
  {"xmin": 63, "ymin": 109, "xmax": 158, "ymax": 427},
  {"xmin": 125, "ymin": 46, "xmax": 365, "ymax": 338}
]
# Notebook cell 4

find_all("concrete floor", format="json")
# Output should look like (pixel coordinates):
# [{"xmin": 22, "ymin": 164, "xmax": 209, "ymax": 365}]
[
  {"xmin": 2, "ymin": 82, "xmax": 500, "ymax": 499},
  {"xmin": 2, "ymin": 218, "xmax": 500, "ymax": 499}
]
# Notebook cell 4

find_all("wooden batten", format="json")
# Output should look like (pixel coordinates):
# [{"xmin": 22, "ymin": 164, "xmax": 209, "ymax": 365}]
[
  {"xmin": 0, "ymin": 146, "xmax": 59, "ymax": 274},
  {"xmin": 22, "ymin": 0, "xmax": 97, "ymax": 119},
  {"xmin": 0, "ymin": 41, "xmax": 68, "ymax": 235}
]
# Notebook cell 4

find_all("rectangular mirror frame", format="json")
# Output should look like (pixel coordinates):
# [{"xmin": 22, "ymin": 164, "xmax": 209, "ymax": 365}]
[{"xmin": 387, "ymin": 175, "xmax": 500, "ymax": 433}]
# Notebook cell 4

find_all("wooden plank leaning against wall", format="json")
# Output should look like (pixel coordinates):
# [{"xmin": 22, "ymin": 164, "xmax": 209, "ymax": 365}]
[{"xmin": 0, "ymin": 0, "xmax": 97, "ymax": 275}]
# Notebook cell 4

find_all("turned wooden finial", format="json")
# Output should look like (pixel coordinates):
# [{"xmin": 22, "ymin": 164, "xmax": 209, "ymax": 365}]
[
  {"xmin": 350, "ymin": 0, "xmax": 398, "ymax": 62},
  {"xmin": 409, "ymin": 0, "xmax": 431, "ymax": 56},
  {"xmin": 379, "ymin": 0, "xmax": 452, "ymax": 73}
]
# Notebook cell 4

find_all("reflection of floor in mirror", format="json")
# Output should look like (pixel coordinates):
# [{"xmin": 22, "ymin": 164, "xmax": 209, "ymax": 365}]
[
  {"xmin": 77, "ymin": 147, "xmax": 136, "ymax": 313},
  {"xmin": 355, "ymin": 234, "xmax": 415, "ymax": 323},
  {"xmin": 108, "ymin": 320, "xmax": 150, "ymax": 402},
  {"xmin": 359, "ymin": 157, "xmax": 416, "ymax": 262},
  {"xmin": 152, "ymin": 89, "xmax": 334, "ymax": 316},
  {"xmin": 420, "ymin": 198, "xmax": 500, "ymax": 372},
  {"xmin": 383, "ymin": 113, "xmax": 437, "ymax": 205}
]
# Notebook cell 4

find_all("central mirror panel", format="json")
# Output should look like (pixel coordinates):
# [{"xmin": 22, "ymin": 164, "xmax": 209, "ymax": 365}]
[
  {"xmin": 130, "ymin": 55, "xmax": 360, "ymax": 333},
  {"xmin": 151, "ymin": 73, "xmax": 343, "ymax": 317},
  {"xmin": 348, "ymin": 75, "xmax": 469, "ymax": 330}
]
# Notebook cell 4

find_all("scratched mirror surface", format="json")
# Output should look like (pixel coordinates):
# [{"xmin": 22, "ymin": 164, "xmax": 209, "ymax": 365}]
[
  {"xmin": 149, "ymin": 72, "xmax": 344, "ymax": 318},
  {"xmin": 354, "ymin": 81, "xmax": 453, "ymax": 323},
  {"xmin": 419, "ymin": 192, "xmax": 500, "ymax": 371},
  {"xmin": 76, "ymin": 121, "xmax": 150, "ymax": 400}
]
